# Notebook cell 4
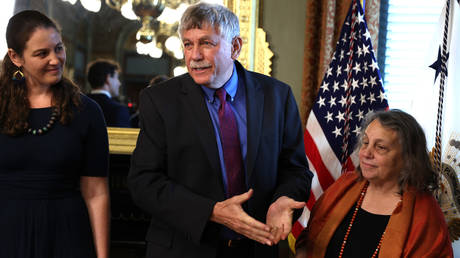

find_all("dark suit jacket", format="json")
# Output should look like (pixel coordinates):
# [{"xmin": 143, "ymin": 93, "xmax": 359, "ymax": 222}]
[
  {"xmin": 128, "ymin": 61, "xmax": 312, "ymax": 258},
  {"xmin": 86, "ymin": 93, "xmax": 131, "ymax": 127}
]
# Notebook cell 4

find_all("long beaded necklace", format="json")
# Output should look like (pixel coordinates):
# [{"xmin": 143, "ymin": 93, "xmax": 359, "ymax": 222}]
[
  {"xmin": 338, "ymin": 182, "xmax": 386, "ymax": 258},
  {"xmin": 27, "ymin": 107, "xmax": 59, "ymax": 136}
]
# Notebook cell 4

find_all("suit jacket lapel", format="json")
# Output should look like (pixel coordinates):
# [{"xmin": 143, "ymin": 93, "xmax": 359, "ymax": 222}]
[
  {"xmin": 179, "ymin": 75, "xmax": 224, "ymax": 193},
  {"xmin": 242, "ymin": 66, "xmax": 264, "ymax": 181}
]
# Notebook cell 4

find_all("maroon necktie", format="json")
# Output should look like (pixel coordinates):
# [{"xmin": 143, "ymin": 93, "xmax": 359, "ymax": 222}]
[{"xmin": 216, "ymin": 88, "xmax": 245, "ymax": 198}]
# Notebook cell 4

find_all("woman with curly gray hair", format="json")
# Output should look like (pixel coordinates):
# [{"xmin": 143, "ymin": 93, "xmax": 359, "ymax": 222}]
[{"xmin": 296, "ymin": 109, "xmax": 452, "ymax": 257}]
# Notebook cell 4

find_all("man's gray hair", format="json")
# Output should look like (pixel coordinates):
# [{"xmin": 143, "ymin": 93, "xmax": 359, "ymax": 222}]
[{"xmin": 179, "ymin": 2, "xmax": 240, "ymax": 42}]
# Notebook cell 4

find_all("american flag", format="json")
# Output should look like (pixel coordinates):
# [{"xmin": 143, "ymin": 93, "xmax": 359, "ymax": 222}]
[{"xmin": 290, "ymin": 0, "xmax": 389, "ymax": 242}]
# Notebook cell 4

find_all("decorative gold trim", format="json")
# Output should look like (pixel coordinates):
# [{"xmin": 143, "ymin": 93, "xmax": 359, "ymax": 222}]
[
  {"xmin": 225, "ymin": 0, "xmax": 273, "ymax": 76},
  {"xmin": 255, "ymin": 28, "xmax": 274, "ymax": 75},
  {"xmin": 226, "ymin": 0, "xmax": 253, "ymax": 69},
  {"xmin": 107, "ymin": 127, "xmax": 140, "ymax": 155}
]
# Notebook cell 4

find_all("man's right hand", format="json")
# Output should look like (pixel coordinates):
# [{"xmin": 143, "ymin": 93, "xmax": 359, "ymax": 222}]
[{"xmin": 209, "ymin": 189, "xmax": 274, "ymax": 245}]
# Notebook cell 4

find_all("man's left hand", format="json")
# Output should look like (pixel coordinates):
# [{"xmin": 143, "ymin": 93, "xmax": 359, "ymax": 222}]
[{"xmin": 266, "ymin": 196, "xmax": 305, "ymax": 244}]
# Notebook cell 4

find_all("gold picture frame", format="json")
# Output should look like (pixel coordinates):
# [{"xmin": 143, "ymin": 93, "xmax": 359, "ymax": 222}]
[{"xmin": 108, "ymin": 0, "xmax": 273, "ymax": 155}]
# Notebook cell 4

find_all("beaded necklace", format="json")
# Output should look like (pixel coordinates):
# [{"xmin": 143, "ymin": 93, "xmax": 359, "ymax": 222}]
[
  {"xmin": 27, "ymin": 107, "xmax": 58, "ymax": 136},
  {"xmin": 338, "ymin": 182, "xmax": 385, "ymax": 258}
]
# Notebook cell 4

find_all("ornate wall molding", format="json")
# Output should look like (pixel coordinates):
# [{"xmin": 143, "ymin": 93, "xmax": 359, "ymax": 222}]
[
  {"xmin": 107, "ymin": 127, "xmax": 140, "ymax": 155},
  {"xmin": 225, "ymin": 0, "xmax": 273, "ymax": 75}
]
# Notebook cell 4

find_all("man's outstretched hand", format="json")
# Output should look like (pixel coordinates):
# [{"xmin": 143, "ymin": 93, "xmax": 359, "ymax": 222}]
[
  {"xmin": 210, "ymin": 189, "xmax": 275, "ymax": 245},
  {"xmin": 266, "ymin": 196, "xmax": 305, "ymax": 244}
]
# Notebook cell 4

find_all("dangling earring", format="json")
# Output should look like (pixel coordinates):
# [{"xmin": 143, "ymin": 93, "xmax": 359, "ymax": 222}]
[{"xmin": 12, "ymin": 69, "xmax": 25, "ymax": 82}]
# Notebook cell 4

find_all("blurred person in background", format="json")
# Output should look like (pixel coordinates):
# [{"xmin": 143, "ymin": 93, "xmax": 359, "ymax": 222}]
[
  {"xmin": 130, "ymin": 74, "xmax": 169, "ymax": 128},
  {"xmin": 87, "ymin": 59, "xmax": 131, "ymax": 127}
]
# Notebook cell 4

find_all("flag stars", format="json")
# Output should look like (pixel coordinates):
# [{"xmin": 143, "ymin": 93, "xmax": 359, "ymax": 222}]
[
  {"xmin": 352, "ymin": 63, "xmax": 361, "ymax": 74},
  {"xmin": 351, "ymin": 31, "xmax": 357, "ymax": 41},
  {"xmin": 337, "ymin": 95, "xmax": 356, "ymax": 109},
  {"xmin": 356, "ymin": 109, "xmax": 365, "ymax": 121},
  {"xmin": 340, "ymin": 50, "xmax": 345, "ymax": 61},
  {"xmin": 328, "ymin": 96, "xmax": 337, "ymax": 107},
  {"xmin": 347, "ymin": 49, "xmax": 354, "ymax": 58},
  {"xmin": 350, "ymin": 95, "xmax": 356, "ymax": 105},
  {"xmin": 369, "ymin": 59, "xmax": 379, "ymax": 71},
  {"xmin": 336, "ymin": 111, "xmax": 346, "ymax": 123},
  {"xmin": 352, "ymin": 125, "xmax": 361, "ymax": 136},
  {"xmin": 333, "ymin": 81, "xmax": 340, "ymax": 92},
  {"xmin": 320, "ymin": 81, "xmax": 330, "ymax": 92},
  {"xmin": 336, "ymin": 65, "xmax": 342, "ymax": 76},
  {"xmin": 362, "ymin": 44, "xmax": 370, "ymax": 56},
  {"xmin": 361, "ymin": 77, "xmax": 368, "ymax": 88},
  {"xmin": 318, "ymin": 96, "xmax": 326, "ymax": 108},
  {"xmin": 341, "ymin": 80, "xmax": 349, "ymax": 91},
  {"xmin": 359, "ymin": 94, "xmax": 367, "ymax": 105},
  {"xmin": 362, "ymin": 61, "xmax": 369, "ymax": 73},
  {"xmin": 357, "ymin": 12, "xmax": 365, "ymax": 24},
  {"xmin": 347, "ymin": 110, "xmax": 354, "ymax": 120},
  {"xmin": 326, "ymin": 67, "xmax": 333, "ymax": 78},
  {"xmin": 378, "ymin": 90, "xmax": 386, "ymax": 102},
  {"xmin": 364, "ymin": 29, "xmax": 371, "ymax": 40},
  {"xmin": 369, "ymin": 76, "xmax": 377, "ymax": 87},
  {"xmin": 351, "ymin": 19, "xmax": 358, "ymax": 30},
  {"xmin": 357, "ymin": 45, "xmax": 363, "ymax": 57},
  {"xmin": 351, "ymin": 78, "xmax": 360, "ymax": 90},
  {"xmin": 344, "ymin": 63, "xmax": 352, "ymax": 74},
  {"xmin": 324, "ymin": 111, "xmax": 333, "ymax": 123},
  {"xmin": 339, "ymin": 96, "xmax": 347, "ymax": 107},
  {"xmin": 368, "ymin": 93, "xmax": 376, "ymax": 104},
  {"xmin": 332, "ymin": 126, "xmax": 342, "ymax": 137}
]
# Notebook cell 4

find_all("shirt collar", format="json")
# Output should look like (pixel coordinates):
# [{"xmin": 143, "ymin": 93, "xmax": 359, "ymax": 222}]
[
  {"xmin": 91, "ymin": 89, "xmax": 111, "ymax": 98},
  {"xmin": 200, "ymin": 63, "xmax": 238, "ymax": 102}
]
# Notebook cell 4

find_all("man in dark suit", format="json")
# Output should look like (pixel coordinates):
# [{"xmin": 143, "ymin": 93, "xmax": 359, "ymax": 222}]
[
  {"xmin": 128, "ymin": 3, "xmax": 312, "ymax": 258},
  {"xmin": 86, "ymin": 59, "xmax": 131, "ymax": 127}
]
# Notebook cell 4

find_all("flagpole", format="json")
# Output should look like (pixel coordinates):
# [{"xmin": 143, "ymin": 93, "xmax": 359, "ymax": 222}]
[
  {"xmin": 341, "ymin": 0, "xmax": 358, "ymax": 172},
  {"xmin": 433, "ymin": 0, "xmax": 451, "ymax": 180}
]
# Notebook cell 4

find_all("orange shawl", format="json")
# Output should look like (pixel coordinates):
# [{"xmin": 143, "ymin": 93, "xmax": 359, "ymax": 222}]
[{"xmin": 295, "ymin": 171, "xmax": 453, "ymax": 257}]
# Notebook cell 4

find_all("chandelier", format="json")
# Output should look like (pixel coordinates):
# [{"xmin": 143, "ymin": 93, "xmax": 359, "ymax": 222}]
[{"xmin": 61, "ymin": 0, "xmax": 222, "ymax": 75}]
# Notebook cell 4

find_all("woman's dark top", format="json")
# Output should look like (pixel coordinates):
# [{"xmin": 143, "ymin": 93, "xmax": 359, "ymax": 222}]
[
  {"xmin": 325, "ymin": 206, "xmax": 390, "ymax": 258},
  {"xmin": 0, "ymin": 95, "xmax": 108, "ymax": 258}
]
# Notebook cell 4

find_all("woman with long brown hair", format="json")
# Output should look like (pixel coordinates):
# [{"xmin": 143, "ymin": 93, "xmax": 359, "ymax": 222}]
[{"xmin": 0, "ymin": 10, "xmax": 109, "ymax": 258}]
